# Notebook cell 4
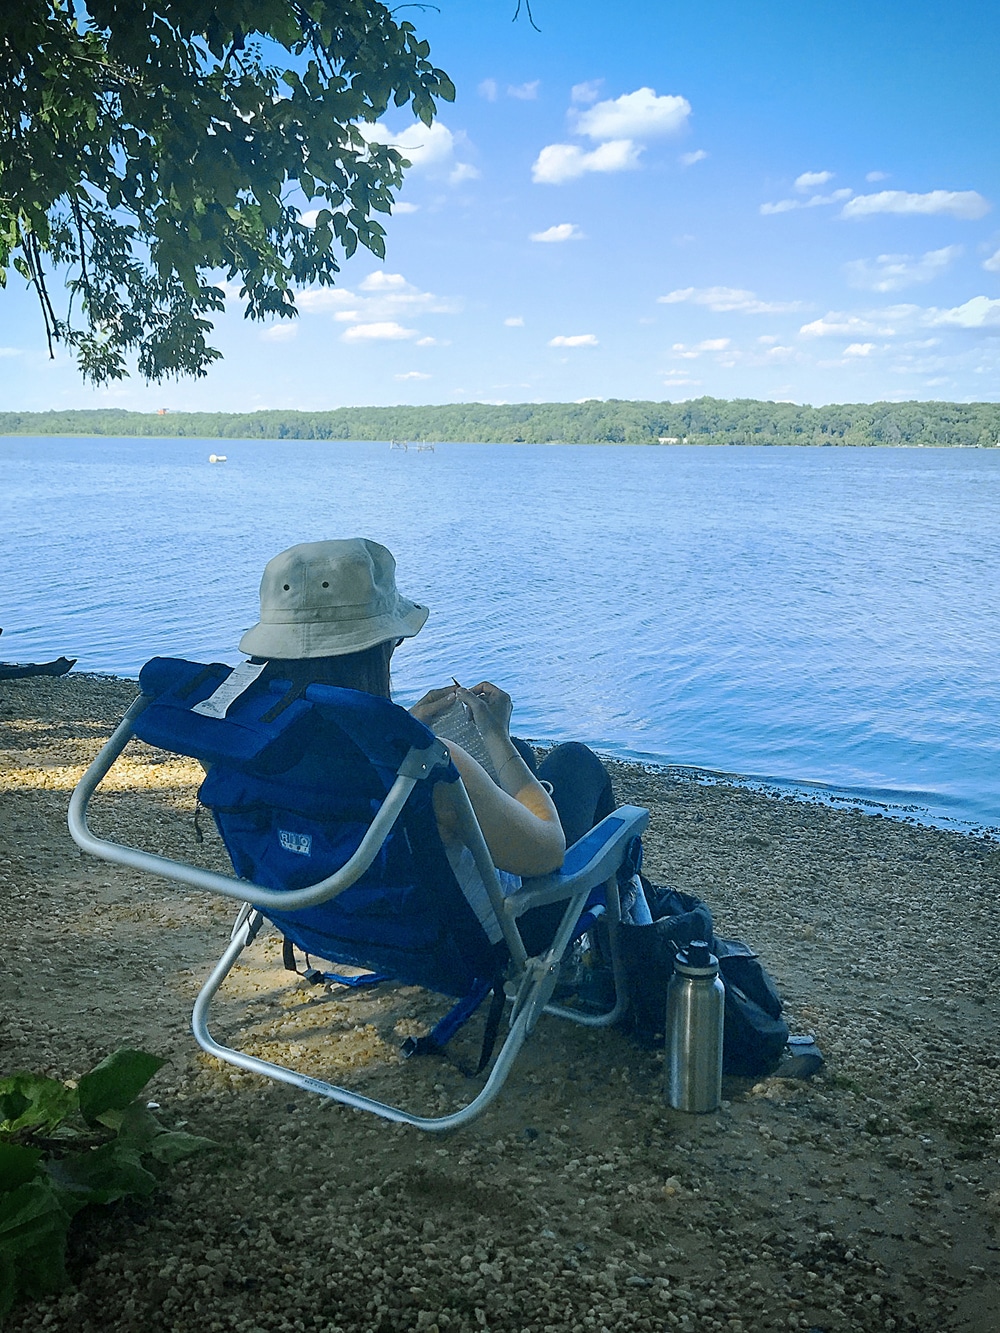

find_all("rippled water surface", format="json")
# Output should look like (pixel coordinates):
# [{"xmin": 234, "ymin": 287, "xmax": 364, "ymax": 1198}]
[{"xmin": 2, "ymin": 437, "xmax": 998, "ymax": 829}]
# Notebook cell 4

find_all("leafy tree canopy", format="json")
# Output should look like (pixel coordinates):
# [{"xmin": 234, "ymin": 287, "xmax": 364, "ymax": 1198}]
[{"xmin": 0, "ymin": 1, "xmax": 454, "ymax": 383}]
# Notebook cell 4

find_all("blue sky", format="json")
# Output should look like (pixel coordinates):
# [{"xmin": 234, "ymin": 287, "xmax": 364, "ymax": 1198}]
[{"xmin": 1, "ymin": 0, "xmax": 998, "ymax": 412}]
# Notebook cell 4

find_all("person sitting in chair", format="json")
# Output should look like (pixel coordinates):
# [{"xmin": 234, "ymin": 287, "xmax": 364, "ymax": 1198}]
[{"xmin": 239, "ymin": 539, "xmax": 618, "ymax": 919}]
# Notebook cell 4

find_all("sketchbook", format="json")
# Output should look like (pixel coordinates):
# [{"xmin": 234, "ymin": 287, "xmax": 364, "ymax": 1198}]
[{"xmin": 431, "ymin": 697, "xmax": 499, "ymax": 782}]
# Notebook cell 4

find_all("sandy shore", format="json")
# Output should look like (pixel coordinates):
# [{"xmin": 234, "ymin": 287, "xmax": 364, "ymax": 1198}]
[{"xmin": 2, "ymin": 673, "xmax": 999, "ymax": 1333}]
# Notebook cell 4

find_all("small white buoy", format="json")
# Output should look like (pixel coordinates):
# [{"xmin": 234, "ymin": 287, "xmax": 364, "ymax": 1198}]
[{"xmin": 208, "ymin": 454, "xmax": 228, "ymax": 463}]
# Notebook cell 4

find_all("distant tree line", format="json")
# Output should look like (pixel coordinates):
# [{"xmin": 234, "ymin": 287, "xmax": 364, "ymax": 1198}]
[{"xmin": 1, "ymin": 398, "xmax": 999, "ymax": 446}]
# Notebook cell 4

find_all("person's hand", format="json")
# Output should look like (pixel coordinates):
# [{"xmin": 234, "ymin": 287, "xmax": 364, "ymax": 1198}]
[
  {"xmin": 409, "ymin": 686, "xmax": 458, "ymax": 726},
  {"xmin": 457, "ymin": 681, "xmax": 513, "ymax": 741}
]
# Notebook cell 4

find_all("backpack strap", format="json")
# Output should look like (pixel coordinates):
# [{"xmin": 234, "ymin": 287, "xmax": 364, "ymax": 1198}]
[
  {"xmin": 281, "ymin": 936, "xmax": 387, "ymax": 989},
  {"xmin": 399, "ymin": 976, "xmax": 507, "ymax": 1074}
]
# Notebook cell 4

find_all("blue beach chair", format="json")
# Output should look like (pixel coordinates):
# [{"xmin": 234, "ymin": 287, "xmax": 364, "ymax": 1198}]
[{"xmin": 68, "ymin": 658, "xmax": 648, "ymax": 1131}]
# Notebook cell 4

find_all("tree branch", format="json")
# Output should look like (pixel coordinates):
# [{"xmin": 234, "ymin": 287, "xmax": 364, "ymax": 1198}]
[
  {"xmin": 512, "ymin": 0, "xmax": 541, "ymax": 32},
  {"xmin": 24, "ymin": 230, "xmax": 59, "ymax": 360}
]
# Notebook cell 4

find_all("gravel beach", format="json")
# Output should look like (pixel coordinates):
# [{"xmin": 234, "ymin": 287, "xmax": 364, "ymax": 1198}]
[{"xmin": 2, "ymin": 673, "xmax": 999, "ymax": 1333}]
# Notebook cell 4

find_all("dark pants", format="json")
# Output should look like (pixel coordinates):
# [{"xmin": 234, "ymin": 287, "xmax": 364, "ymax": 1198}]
[{"xmin": 512, "ymin": 740, "xmax": 617, "ymax": 952}]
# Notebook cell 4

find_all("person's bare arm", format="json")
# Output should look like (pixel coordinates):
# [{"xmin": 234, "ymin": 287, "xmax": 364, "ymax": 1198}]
[{"xmin": 412, "ymin": 683, "xmax": 565, "ymax": 876}]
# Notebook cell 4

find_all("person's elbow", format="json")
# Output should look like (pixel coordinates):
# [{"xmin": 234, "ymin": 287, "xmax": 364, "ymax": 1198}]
[{"xmin": 515, "ymin": 822, "xmax": 566, "ymax": 878}]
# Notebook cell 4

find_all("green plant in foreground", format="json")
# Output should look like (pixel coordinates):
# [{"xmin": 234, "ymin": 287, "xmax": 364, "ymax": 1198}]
[{"xmin": 0, "ymin": 1048, "xmax": 215, "ymax": 1323}]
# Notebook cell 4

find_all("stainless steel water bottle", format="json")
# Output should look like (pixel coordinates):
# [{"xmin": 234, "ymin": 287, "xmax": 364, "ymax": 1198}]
[{"xmin": 665, "ymin": 940, "xmax": 725, "ymax": 1113}]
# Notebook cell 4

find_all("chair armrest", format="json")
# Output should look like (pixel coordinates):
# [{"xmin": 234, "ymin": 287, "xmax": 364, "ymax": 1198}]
[
  {"xmin": 508, "ymin": 804, "xmax": 649, "ymax": 914},
  {"xmin": 68, "ymin": 698, "xmax": 429, "ymax": 912}
]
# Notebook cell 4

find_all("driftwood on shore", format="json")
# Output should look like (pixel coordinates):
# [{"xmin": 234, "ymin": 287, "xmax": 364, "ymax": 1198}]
[
  {"xmin": 0, "ymin": 626, "xmax": 76, "ymax": 680},
  {"xmin": 0, "ymin": 655, "xmax": 76, "ymax": 680},
  {"xmin": 1, "ymin": 672, "xmax": 998, "ymax": 1333}
]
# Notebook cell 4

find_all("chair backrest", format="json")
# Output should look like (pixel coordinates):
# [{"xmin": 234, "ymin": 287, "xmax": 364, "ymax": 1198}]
[{"xmin": 133, "ymin": 658, "xmax": 506, "ymax": 996}]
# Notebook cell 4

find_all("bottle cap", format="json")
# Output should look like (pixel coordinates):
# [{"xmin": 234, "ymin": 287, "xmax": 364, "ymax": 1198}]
[{"xmin": 674, "ymin": 939, "xmax": 719, "ymax": 977}]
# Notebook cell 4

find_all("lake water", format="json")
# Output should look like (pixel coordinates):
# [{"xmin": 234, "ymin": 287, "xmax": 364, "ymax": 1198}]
[{"xmin": 2, "ymin": 436, "xmax": 998, "ymax": 832}]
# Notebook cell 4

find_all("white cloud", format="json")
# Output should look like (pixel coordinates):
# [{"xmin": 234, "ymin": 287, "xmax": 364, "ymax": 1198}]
[
  {"xmin": 359, "ymin": 272, "xmax": 410, "ymax": 291},
  {"xmin": 416, "ymin": 336, "xmax": 440, "ymax": 346},
  {"xmin": 532, "ymin": 138, "xmax": 641, "ymax": 184},
  {"xmin": 533, "ymin": 84, "xmax": 690, "ymax": 187},
  {"xmin": 983, "ymin": 247, "xmax": 1000, "ymax": 273},
  {"xmin": 478, "ymin": 78, "xmax": 498, "ymax": 101},
  {"xmin": 757, "ymin": 335, "xmax": 780, "ymax": 345},
  {"xmin": 298, "ymin": 273, "xmax": 459, "ymax": 335},
  {"xmin": 298, "ymin": 209, "xmax": 321, "ymax": 228},
  {"xmin": 659, "ymin": 286, "xmax": 805, "ymax": 314},
  {"xmin": 845, "ymin": 245, "xmax": 962, "ymax": 292},
  {"xmin": 844, "ymin": 342, "xmax": 876, "ymax": 356},
  {"xmin": 216, "ymin": 279, "xmax": 244, "ymax": 303},
  {"xmin": 0, "ymin": 347, "xmax": 23, "ymax": 357},
  {"xmin": 504, "ymin": 316, "xmax": 525, "ymax": 327},
  {"xmin": 795, "ymin": 170, "xmax": 834, "ymax": 192},
  {"xmin": 296, "ymin": 287, "xmax": 359, "ymax": 313},
  {"xmin": 866, "ymin": 171, "xmax": 889, "ymax": 182},
  {"xmin": 260, "ymin": 323, "xmax": 297, "ymax": 343},
  {"xmin": 393, "ymin": 201, "xmax": 420, "ymax": 215},
  {"xmin": 360, "ymin": 121, "xmax": 476, "ymax": 184},
  {"xmin": 758, "ymin": 198, "xmax": 797, "ymax": 216},
  {"xmin": 680, "ymin": 149, "xmax": 708, "ymax": 167},
  {"xmin": 449, "ymin": 162, "xmax": 481, "ymax": 185},
  {"xmin": 361, "ymin": 120, "xmax": 453, "ymax": 170},
  {"xmin": 395, "ymin": 370, "xmax": 431, "ymax": 380},
  {"xmin": 574, "ymin": 87, "xmax": 691, "ymax": 141},
  {"xmin": 341, "ymin": 321, "xmax": 416, "ymax": 342},
  {"xmin": 530, "ymin": 222, "xmax": 585, "ymax": 242},
  {"xmin": 923, "ymin": 295, "xmax": 1000, "ymax": 328},
  {"xmin": 549, "ymin": 333, "xmax": 598, "ymax": 346},
  {"xmin": 842, "ymin": 189, "xmax": 991, "ymax": 220},
  {"xmin": 800, "ymin": 311, "xmax": 903, "ymax": 338},
  {"xmin": 571, "ymin": 80, "xmax": 603, "ymax": 105},
  {"xmin": 802, "ymin": 296, "xmax": 1000, "ymax": 340},
  {"xmin": 671, "ymin": 338, "xmax": 731, "ymax": 359},
  {"xmin": 508, "ymin": 80, "xmax": 540, "ymax": 100},
  {"xmin": 760, "ymin": 188, "xmax": 852, "ymax": 215}
]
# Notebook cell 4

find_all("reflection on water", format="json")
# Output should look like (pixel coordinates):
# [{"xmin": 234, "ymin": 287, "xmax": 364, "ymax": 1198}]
[{"xmin": 2, "ymin": 437, "xmax": 998, "ymax": 830}]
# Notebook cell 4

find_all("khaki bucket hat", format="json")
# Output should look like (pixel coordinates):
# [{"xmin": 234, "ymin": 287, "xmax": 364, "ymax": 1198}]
[{"xmin": 239, "ymin": 538, "xmax": 428, "ymax": 660}]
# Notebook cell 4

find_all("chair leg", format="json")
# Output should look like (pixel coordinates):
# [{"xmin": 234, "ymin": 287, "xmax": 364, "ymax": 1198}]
[
  {"xmin": 190, "ymin": 914, "xmax": 538, "ymax": 1132},
  {"xmin": 542, "ymin": 877, "xmax": 630, "ymax": 1028}
]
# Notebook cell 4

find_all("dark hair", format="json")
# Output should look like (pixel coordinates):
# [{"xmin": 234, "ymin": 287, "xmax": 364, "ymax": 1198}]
[{"xmin": 254, "ymin": 639, "xmax": 395, "ymax": 699}]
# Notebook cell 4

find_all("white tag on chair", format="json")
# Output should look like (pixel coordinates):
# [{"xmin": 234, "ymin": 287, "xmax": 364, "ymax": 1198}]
[{"xmin": 191, "ymin": 660, "xmax": 267, "ymax": 719}]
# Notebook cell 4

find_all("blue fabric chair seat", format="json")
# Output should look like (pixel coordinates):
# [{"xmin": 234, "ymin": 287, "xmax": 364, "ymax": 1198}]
[{"xmin": 133, "ymin": 657, "xmax": 501, "ymax": 996}]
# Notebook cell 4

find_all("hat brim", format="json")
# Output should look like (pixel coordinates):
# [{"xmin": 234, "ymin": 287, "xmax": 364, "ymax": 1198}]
[{"xmin": 238, "ymin": 599, "xmax": 428, "ymax": 660}]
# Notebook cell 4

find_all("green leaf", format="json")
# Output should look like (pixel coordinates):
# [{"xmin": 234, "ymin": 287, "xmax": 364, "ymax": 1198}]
[
  {"xmin": 0, "ymin": 1142, "xmax": 43, "ymax": 1193},
  {"xmin": 77, "ymin": 1050, "xmax": 165, "ymax": 1124},
  {"xmin": 146, "ymin": 1130, "xmax": 217, "ymax": 1166},
  {"xmin": 0, "ymin": 1074, "xmax": 77, "ymax": 1136},
  {"xmin": 45, "ymin": 1140, "xmax": 157, "ymax": 1206},
  {"xmin": 0, "ymin": 1178, "xmax": 73, "ymax": 1296},
  {"xmin": 0, "ymin": 1, "xmax": 454, "ymax": 384}
]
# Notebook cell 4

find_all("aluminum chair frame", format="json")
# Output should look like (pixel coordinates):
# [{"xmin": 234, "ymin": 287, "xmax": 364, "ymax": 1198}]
[{"xmin": 68, "ymin": 693, "xmax": 648, "ymax": 1131}]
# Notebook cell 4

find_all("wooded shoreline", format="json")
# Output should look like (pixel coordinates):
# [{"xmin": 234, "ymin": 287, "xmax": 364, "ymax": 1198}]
[{"xmin": 2, "ymin": 397, "xmax": 999, "ymax": 448}]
